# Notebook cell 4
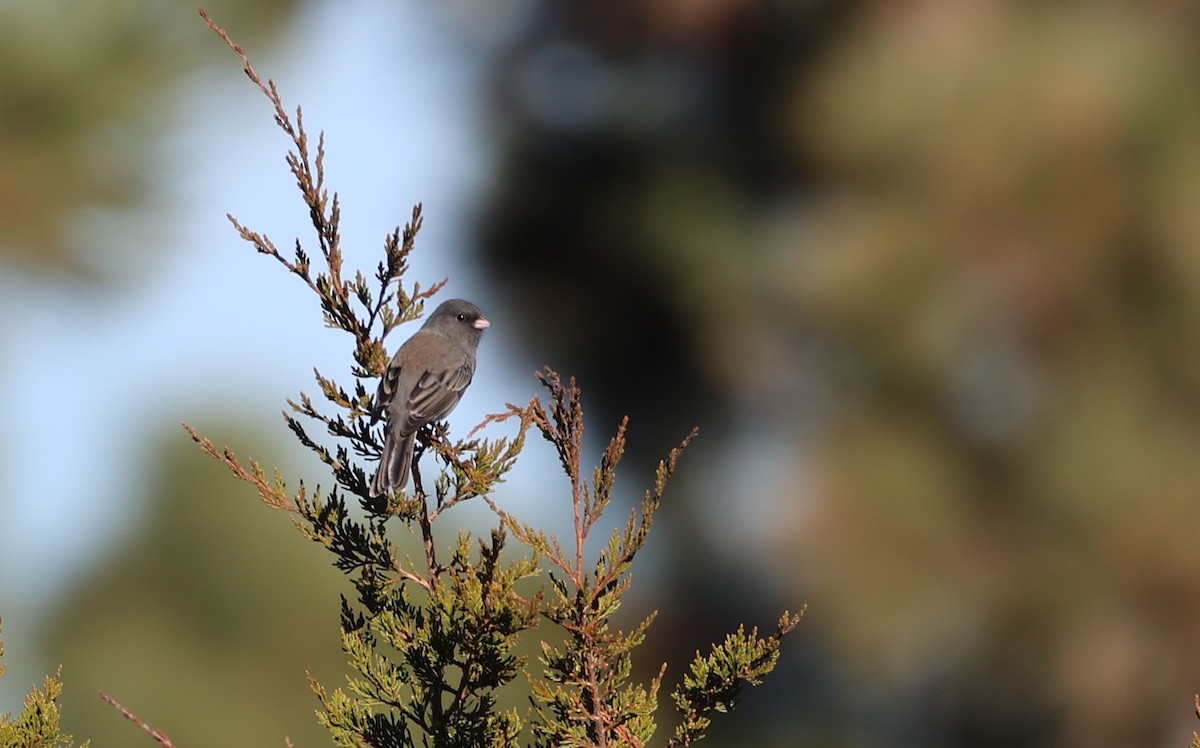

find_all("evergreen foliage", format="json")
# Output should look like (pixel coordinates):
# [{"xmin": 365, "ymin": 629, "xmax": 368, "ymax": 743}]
[
  {"xmin": 0, "ymin": 623, "xmax": 88, "ymax": 748},
  {"xmin": 182, "ymin": 10, "xmax": 801, "ymax": 747}
]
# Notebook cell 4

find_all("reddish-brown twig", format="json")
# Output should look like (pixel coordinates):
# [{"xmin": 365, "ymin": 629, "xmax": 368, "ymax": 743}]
[{"xmin": 100, "ymin": 691, "xmax": 175, "ymax": 747}]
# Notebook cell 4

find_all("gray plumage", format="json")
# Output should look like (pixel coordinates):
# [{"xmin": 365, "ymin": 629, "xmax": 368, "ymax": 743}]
[{"xmin": 370, "ymin": 298, "xmax": 490, "ymax": 498}]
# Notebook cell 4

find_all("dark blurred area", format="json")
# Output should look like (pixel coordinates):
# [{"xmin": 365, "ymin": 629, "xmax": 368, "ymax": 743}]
[
  {"xmin": 5, "ymin": 0, "xmax": 1200, "ymax": 746},
  {"xmin": 480, "ymin": 0, "xmax": 842, "ymax": 454},
  {"xmin": 475, "ymin": 1, "xmax": 1200, "ymax": 746}
]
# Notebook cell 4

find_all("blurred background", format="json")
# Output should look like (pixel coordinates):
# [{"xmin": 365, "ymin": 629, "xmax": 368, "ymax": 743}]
[{"xmin": 3, "ymin": 1, "xmax": 1200, "ymax": 746}]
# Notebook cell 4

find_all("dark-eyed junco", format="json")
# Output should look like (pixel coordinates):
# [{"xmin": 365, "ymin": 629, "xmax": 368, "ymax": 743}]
[{"xmin": 369, "ymin": 298, "xmax": 490, "ymax": 498}]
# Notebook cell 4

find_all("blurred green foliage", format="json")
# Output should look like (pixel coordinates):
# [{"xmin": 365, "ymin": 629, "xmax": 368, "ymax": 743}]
[
  {"xmin": 0, "ymin": 0, "xmax": 294, "ymax": 283},
  {"xmin": 793, "ymin": 5, "xmax": 1200, "ymax": 745}
]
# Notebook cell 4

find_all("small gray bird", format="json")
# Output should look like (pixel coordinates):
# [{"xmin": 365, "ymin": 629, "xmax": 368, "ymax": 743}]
[{"xmin": 370, "ymin": 298, "xmax": 490, "ymax": 498}]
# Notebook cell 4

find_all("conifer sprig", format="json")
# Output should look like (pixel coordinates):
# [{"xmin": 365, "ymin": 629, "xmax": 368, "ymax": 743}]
[{"xmin": 176, "ymin": 12, "xmax": 803, "ymax": 747}]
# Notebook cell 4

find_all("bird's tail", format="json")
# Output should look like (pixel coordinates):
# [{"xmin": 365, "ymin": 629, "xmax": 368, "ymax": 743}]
[{"xmin": 370, "ymin": 430, "xmax": 416, "ymax": 500}]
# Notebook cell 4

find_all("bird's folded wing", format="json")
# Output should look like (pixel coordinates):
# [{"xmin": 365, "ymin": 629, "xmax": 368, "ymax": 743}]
[{"xmin": 401, "ymin": 363, "xmax": 476, "ymax": 434}]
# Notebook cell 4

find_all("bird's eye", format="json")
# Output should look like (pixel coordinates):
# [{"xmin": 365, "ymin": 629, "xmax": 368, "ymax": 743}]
[{"xmin": 457, "ymin": 313, "xmax": 467, "ymax": 321}]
